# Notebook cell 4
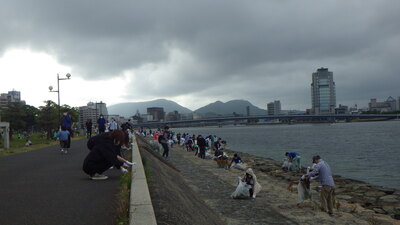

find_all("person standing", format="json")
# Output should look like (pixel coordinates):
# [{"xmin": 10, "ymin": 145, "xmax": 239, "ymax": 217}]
[
  {"xmin": 158, "ymin": 126, "xmax": 171, "ymax": 159},
  {"xmin": 197, "ymin": 135, "xmax": 207, "ymax": 159},
  {"xmin": 57, "ymin": 125, "xmax": 70, "ymax": 154},
  {"xmin": 214, "ymin": 137, "xmax": 222, "ymax": 151},
  {"xmin": 97, "ymin": 115, "xmax": 106, "ymax": 134},
  {"xmin": 306, "ymin": 155, "xmax": 335, "ymax": 216},
  {"xmin": 85, "ymin": 119, "xmax": 93, "ymax": 138},
  {"xmin": 60, "ymin": 111, "xmax": 73, "ymax": 149},
  {"xmin": 109, "ymin": 118, "xmax": 118, "ymax": 131}
]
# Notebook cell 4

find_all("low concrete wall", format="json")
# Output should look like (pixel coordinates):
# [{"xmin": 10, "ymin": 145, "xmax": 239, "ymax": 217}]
[{"xmin": 129, "ymin": 134, "xmax": 157, "ymax": 225}]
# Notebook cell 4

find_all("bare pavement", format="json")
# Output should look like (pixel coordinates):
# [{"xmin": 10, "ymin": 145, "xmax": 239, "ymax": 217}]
[{"xmin": 0, "ymin": 138, "xmax": 121, "ymax": 225}]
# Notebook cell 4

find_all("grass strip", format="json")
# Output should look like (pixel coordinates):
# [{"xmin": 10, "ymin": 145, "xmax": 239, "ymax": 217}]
[
  {"xmin": 0, "ymin": 135, "xmax": 85, "ymax": 157},
  {"xmin": 116, "ymin": 171, "xmax": 132, "ymax": 225}
]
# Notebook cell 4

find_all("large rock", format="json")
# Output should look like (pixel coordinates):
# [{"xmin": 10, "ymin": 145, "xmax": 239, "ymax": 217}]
[{"xmin": 379, "ymin": 195, "xmax": 400, "ymax": 204}]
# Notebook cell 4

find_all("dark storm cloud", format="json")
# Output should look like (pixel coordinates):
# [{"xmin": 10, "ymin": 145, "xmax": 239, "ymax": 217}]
[{"xmin": 1, "ymin": 0, "xmax": 399, "ymax": 109}]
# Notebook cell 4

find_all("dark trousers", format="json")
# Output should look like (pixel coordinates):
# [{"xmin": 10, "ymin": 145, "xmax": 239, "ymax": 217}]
[
  {"xmin": 99, "ymin": 126, "xmax": 105, "ymax": 134},
  {"xmin": 86, "ymin": 129, "xmax": 92, "ymax": 138},
  {"xmin": 199, "ymin": 146, "xmax": 206, "ymax": 159},
  {"xmin": 161, "ymin": 143, "xmax": 169, "ymax": 158},
  {"xmin": 82, "ymin": 158, "xmax": 112, "ymax": 176},
  {"xmin": 60, "ymin": 140, "xmax": 68, "ymax": 148},
  {"xmin": 66, "ymin": 128, "xmax": 73, "ymax": 148}
]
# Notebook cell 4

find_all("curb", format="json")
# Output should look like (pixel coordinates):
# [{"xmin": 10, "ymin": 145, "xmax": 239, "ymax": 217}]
[{"xmin": 129, "ymin": 135, "xmax": 157, "ymax": 225}]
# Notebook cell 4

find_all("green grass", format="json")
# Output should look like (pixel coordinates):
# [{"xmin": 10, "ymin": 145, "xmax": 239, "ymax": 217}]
[
  {"xmin": 116, "ymin": 171, "xmax": 132, "ymax": 225},
  {"xmin": 116, "ymin": 146, "xmax": 133, "ymax": 225},
  {"xmin": 142, "ymin": 156, "xmax": 152, "ymax": 183},
  {"xmin": 0, "ymin": 133, "xmax": 85, "ymax": 157}
]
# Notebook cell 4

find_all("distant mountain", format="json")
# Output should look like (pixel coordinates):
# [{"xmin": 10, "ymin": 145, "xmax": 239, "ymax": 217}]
[
  {"xmin": 194, "ymin": 100, "xmax": 267, "ymax": 116},
  {"xmin": 108, "ymin": 99, "xmax": 193, "ymax": 117}
]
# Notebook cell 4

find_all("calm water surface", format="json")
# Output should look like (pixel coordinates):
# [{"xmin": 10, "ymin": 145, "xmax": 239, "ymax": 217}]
[{"xmin": 173, "ymin": 121, "xmax": 400, "ymax": 189}]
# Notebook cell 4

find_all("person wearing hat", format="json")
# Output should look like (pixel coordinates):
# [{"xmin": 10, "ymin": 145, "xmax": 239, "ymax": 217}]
[{"xmin": 305, "ymin": 155, "xmax": 335, "ymax": 216}]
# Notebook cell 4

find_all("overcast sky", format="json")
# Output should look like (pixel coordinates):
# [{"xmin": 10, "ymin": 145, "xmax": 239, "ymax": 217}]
[{"xmin": 0, "ymin": 0, "xmax": 399, "ymax": 111}]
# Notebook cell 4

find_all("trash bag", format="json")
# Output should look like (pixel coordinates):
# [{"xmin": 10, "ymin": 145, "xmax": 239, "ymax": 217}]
[
  {"xmin": 231, "ymin": 177, "xmax": 251, "ymax": 199},
  {"xmin": 297, "ymin": 182, "xmax": 311, "ymax": 203},
  {"xmin": 282, "ymin": 158, "xmax": 291, "ymax": 170},
  {"xmin": 232, "ymin": 163, "xmax": 246, "ymax": 171}
]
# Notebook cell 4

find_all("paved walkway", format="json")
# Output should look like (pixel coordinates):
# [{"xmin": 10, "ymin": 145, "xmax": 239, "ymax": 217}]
[{"xmin": 0, "ymin": 139, "xmax": 121, "ymax": 225}]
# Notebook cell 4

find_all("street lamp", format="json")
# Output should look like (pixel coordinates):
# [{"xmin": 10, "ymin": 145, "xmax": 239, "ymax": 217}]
[{"xmin": 49, "ymin": 73, "xmax": 71, "ymax": 122}]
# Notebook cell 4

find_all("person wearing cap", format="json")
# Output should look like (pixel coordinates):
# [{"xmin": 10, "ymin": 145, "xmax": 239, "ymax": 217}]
[{"xmin": 305, "ymin": 155, "xmax": 335, "ymax": 216}]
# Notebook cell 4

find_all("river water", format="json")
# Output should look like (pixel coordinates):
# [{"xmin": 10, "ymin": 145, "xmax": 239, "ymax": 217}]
[{"xmin": 173, "ymin": 121, "xmax": 400, "ymax": 189}]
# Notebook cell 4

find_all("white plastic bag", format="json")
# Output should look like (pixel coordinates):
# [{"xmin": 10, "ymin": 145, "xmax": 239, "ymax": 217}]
[{"xmin": 231, "ymin": 177, "xmax": 250, "ymax": 199}]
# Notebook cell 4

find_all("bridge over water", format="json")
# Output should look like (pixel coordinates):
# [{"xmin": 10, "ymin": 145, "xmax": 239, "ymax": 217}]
[{"xmin": 135, "ymin": 114, "xmax": 400, "ymax": 128}]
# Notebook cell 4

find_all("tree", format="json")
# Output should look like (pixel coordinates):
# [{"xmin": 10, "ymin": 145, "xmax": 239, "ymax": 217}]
[
  {"xmin": 22, "ymin": 104, "xmax": 39, "ymax": 132},
  {"xmin": 0, "ymin": 102, "xmax": 27, "ymax": 138},
  {"xmin": 37, "ymin": 101, "xmax": 59, "ymax": 139}
]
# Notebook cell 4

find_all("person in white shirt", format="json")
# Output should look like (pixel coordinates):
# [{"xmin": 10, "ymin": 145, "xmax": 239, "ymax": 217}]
[{"xmin": 109, "ymin": 118, "xmax": 118, "ymax": 131}]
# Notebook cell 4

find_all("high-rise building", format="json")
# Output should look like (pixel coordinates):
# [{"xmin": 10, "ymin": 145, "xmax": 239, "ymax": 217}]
[
  {"xmin": 311, "ymin": 68, "xmax": 336, "ymax": 114},
  {"xmin": 267, "ymin": 100, "xmax": 281, "ymax": 115},
  {"xmin": 78, "ymin": 101, "xmax": 109, "ymax": 129},
  {"xmin": 0, "ymin": 89, "xmax": 24, "ymax": 110},
  {"xmin": 8, "ymin": 90, "xmax": 21, "ymax": 102},
  {"xmin": 147, "ymin": 107, "xmax": 165, "ymax": 121}
]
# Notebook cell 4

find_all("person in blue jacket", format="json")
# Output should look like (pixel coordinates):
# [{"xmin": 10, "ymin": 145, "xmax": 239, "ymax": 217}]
[{"xmin": 57, "ymin": 125, "xmax": 70, "ymax": 154}]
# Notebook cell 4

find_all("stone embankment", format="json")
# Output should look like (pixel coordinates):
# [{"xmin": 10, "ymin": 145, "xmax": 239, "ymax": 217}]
[
  {"xmin": 137, "ymin": 135, "xmax": 399, "ymax": 224},
  {"xmin": 225, "ymin": 149, "xmax": 400, "ymax": 223}
]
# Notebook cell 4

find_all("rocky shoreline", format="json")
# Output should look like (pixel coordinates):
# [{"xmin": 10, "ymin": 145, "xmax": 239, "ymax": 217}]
[
  {"xmin": 223, "ymin": 148, "xmax": 400, "ymax": 223},
  {"xmin": 138, "ymin": 135, "xmax": 399, "ymax": 224}
]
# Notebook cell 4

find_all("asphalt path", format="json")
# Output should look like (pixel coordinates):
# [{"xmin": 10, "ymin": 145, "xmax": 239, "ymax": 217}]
[{"xmin": 0, "ymin": 138, "xmax": 122, "ymax": 225}]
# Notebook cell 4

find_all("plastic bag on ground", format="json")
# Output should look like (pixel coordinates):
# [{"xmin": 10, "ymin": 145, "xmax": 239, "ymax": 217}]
[{"xmin": 231, "ymin": 177, "xmax": 251, "ymax": 199}]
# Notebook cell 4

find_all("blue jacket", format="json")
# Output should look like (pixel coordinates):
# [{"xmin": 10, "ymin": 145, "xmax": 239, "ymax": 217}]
[{"xmin": 57, "ymin": 130, "xmax": 70, "ymax": 141}]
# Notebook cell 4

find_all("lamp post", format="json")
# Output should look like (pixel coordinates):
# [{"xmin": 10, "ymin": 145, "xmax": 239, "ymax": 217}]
[{"xmin": 49, "ymin": 73, "xmax": 71, "ymax": 122}]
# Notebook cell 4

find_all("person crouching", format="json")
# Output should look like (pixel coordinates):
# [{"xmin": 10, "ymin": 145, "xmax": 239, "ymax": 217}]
[
  {"xmin": 82, "ymin": 130, "xmax": 129, "ymax": 180},
  {"xmin": 242, "ymin": 168, "xmax": 262, "ymax": 199}
]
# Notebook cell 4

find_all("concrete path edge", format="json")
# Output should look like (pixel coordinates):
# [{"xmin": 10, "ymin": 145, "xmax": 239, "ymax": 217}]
[{"xmin": 129, "ymin": 135, "xmax": 157, "ymax": 225}]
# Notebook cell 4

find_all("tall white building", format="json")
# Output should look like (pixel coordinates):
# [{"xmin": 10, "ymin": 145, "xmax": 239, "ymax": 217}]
[
  {"xmin": 0, "ymin": 89, "xmax": 24, "ymax": 109},
  {"xmin": 267, "ymin": 100, "xmax": 281, "ymax": 115},
  {"xmin": 311, "ymin": 68, "xmax": 336, "ymax": 114},
  {"xmin": 78, "ymin": 101, "xmax": 108, "ymax": 128}
]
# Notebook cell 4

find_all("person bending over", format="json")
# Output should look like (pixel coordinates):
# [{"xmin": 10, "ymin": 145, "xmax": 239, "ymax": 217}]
[{"xmin": 82, "ymin": 130, "xmax": 129, "ymax": 180}]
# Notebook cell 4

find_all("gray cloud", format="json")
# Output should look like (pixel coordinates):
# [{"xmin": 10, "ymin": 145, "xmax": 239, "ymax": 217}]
[{"xmin": 1, "ymin": 0, "xmax": 399, "ymax": 110}]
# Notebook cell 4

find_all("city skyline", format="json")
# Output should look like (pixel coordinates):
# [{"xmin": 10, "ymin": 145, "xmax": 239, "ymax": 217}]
[{"xmin": 0, "ymin": 1, "xmax": 399, "ymax": 111}]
